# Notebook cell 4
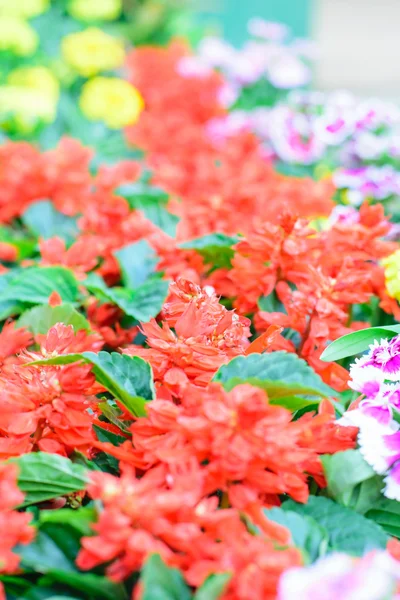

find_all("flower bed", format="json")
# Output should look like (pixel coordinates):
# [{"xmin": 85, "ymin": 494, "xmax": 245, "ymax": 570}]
[{"xmin": 0, "ymin": 7, "xmax": 400, "ymax": 600}]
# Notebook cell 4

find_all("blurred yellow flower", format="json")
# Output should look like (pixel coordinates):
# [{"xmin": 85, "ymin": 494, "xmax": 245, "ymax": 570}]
[
  {"xmin": 0, "ymin": 86, "xmax": 57, "ymax": 133},
  {"xmin": 61, "ymin": 27, "xmax": 125, "ymax": 78},
  {"xmin": 68, "ymin": 0, "xmax": 122, "ymax": 22},
  {"xmin": 382, "ymin": 250, "xmax": 400, "ymax": 301},
  {"xmin": 8, "ymin": 66, "xmax": 59, "ymax": 101},
  {"xmin": 0, "ymin": 0, "xmax": 49, "ymax": 18},
  {"xmin": 0, "ymin": 17, "xmax": 38, "ymax": 56},
  {"xmin": 80, "ymin": 77, "xmax": 144, "ymax": 129}
]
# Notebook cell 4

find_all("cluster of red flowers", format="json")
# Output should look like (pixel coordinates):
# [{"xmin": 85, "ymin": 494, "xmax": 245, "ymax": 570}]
[
  {"xmin": 0, "ymin": 40, "xmax": 399, "ymax": 600},
  {"xmin": 0, "ymin": 464, "xmax": 34, "ymax": 599}
]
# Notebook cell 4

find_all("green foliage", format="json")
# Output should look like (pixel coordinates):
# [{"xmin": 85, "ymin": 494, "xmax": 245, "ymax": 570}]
[
  {"xmin": 85, "ymin": 272, "xmax": 169, "ymax": 323},
  {"xmin": 22, "ymin": 201, "xmax": 79, "ymax": 244},
  {"xmin": 283, "ymin": 496, "xmax": 389, "ymax": 555},
  {"xmin": 365, "ymin": 497, "xmax": 400, "ymax": 538},
  {"xmin": 321, "ymin": 450, "xmax": 384, "ymax": 514},
  {"xmin": 116, "ymin": 183, "xmax": 179, "ymax": 237},
  {"xmin": 9, "ymin": 453, "xmax": 88, "ymax": 507},
  {"xmin": 140, "ymin": 554, "xmax": 192, "ymax": 600},
  {"xmin": 321, "ymin": 325, "xmax": 400, "ymax": 362},
  {"xmin": 114, "ymin": 240, "xmax": 160, "ymax": 288},
  {"xmin": 29, "ymin": 351, "xmax": 155, "ymax": 417},
  {"xmin": 213, "ymin": 351, "xmax": 335, "ymax": 409},
  {"xmin": 17, "ymin": 303, "xmax": 90, "ymax": 334},
  {"xmin": 264, "ymin": 507, "xmax": 328, "ymax": 563},
  {"xmin": 179, "ymin": 233, "xmax": 240, "ymax": 269},
  {"xmin": 0, "ymin": 266, "xmax": 80, "ymax": 305}
]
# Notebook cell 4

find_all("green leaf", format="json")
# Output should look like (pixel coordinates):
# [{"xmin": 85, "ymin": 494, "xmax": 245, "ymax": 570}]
[
  {"xmin": 264, "ymin": 507, "xmax": 328, "ymax": 563},
  {"xmin": 0, "ymin": 225, "xmax": 37, "ymax": 260},
  {"xmin": 28, "ymin": 351, "xmax": 155, "ymax": 417},
  {"xmin": 140, "ymin": 554, "xmax": 191, "ymax": 600},
  {"xmin": 17, "ymin": 303, "xmax": 90, "ymax": 335},
  {"xmin": 213, "ymin": 352, "xmax": 335, "ymax": 406},
  {"xmin": 179, "ymin": 233, "xmax": 239, "ymax": 269},
  {"xmin": 0, "ymin": 269, "xmax": 27, "ymax": 319},
  {"xmin": 193, "ymin": 574, "xmax": 232, "ymax": 600},
  {"xmin": 9, "ymin": 453, "xmax": 88, "ymax": 507},
  {"xmin": 320, "ymin": 325, "xmax": 400, "ymax": 362},
  {"xmin": 116, "ymin": 183, "xmax": 179, "ymax": 237},
  {"xmin": 283, "ymin": 496, "xmax": 389, "ymax": 555},
  {"xmin": 365, "ymin": 497, "xmax": 400, "ymax": 538},
  {"xmin": 85, "ymin": 273, "xmax": 169, "ymax": 323},
  {"xmin": 1, "ymin": 266, "xmax": 79, "ymax": 305},
  {"xmin": 39, "ymin": 507, "xmax": 97, "ymax": 537},
  {"xmin": 17, "ymin": 524, "xmax": 127, "ymax": 600},
  {"xmin": 114, "ymin": 240, "xmax": 159, "ymax": 288},
  {"xmin": 22, "ymin": 201, "xmax": 79, "ymax": 244},
  {"xmin": 321, "ymin": 450, "xmax": 382, "ymax": 513}
]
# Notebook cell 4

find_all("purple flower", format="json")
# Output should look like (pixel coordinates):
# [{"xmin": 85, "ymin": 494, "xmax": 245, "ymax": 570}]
[
  {"xmin": 278, "ymin": 552, "xmax": 400, "ymax": 600},
  {"xmin": 268, "ymin": 52, "xmax": 311, "ymax": 89},
  {"xmin": 384, "ymin": 460, "xmax": 400, "ymax": 501},
  {"xmin": 355, "ymin": 337, "xmax": 400, "ymax": 381}
]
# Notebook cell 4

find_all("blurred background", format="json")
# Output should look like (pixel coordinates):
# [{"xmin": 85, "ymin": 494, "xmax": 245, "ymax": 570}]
[{"xmin": 195, "ymin": 0, "xmax": 400, "ymax": 98}]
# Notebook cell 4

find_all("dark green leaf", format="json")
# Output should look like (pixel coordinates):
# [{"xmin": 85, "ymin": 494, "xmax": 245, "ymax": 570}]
[
  {"xmin": 85, "ymin": 273, "xmax": 169, "ymax": 323},
  {"xmin": 9, "ymin": 452, "xmax": 88, "ymax": 507},
  {"xmin": 1, "ymin": 266, "xmax": 79, "ymax": 304},
  {"xmin": 321, "ymin": 326, "xmax": 400, "ymax": 362},
  {"xmin": 365, "ymin": 497, "xmax": 400, "ymax": 538},
  {"xmin": 321, "ymin": 450, "xmax": 382, "ymax": 513},
  {"xmin": 28, "ymin": 351, "xmax": 155, "ymax": 416},
  {"xmin": 0, "ymin": 269, "xmax": 27, "ymax": 319},
  {"xmin": 283, "ymin": 496, "xmax": 389, "ymax": 555},
  {"xmin": 193, "ymin": 573, "xmax": 232, "ymax": 599},
  {"xmin": 213, "ymin": 352, "xmax": 335, "ymax": 405},
  {"xmin": 39, "ymin": 506, "xmax": 97, "ymax": 537},
  {"xmin": 22, "ymin": 201, "xmax": 78, "ymax": 244},
  {"xmin": 17, "ymin": 525, "xmax": 126, "ymax": 600},
  {"xmin": 264, "ymin": 507, "xmax": 328, "ymax": 563},
  {"xmin": 114, "ymin": 240, "xmax": 159, "ymax": 288},
  {"xmin": 140, "ymin": 554, "xmax": 191, "ymax": 600},
  {"xmin": 17, "ymin": 303, "xmax": 90, "ymax": 335},
  {"xmin": 179, "ymin": 233, "xmax": 239, "ymax": 269},
  {"xmin": 116, "ymin": 183, "xmax": 178, "ymax": 237}
]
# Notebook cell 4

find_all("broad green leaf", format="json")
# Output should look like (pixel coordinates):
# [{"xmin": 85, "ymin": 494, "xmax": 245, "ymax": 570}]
[
  {"xmin": 1, "ymin": 266, "xmax": 79, "ymax": 305},
  {"xmin": 283, "ymin": 496, "xmax": 389, "ymax": 555},
  {"xmin": 17, "ymin": 524, "xmax": 126, "ymax": 600},
  {"xmin": 179, "ymin": 233, "xmax": 239, "ymax": 269},
  {"xmin": 116, "ymin": 183, "xmax": 179, "ymax": 237},
  {"xmin": 0, "ymin": 269, "xmax": 26, "ymax": 319},
  {"xmin": 114, "ymin": 240, "xmax": 159, "ymax": 288},
  {"xmin": 85, "ymin": 273, "xmax": 169, "ymax": 323},
  {"xmin": 9, "ymin": 453, "xmax": 88, "ymax": 507},
  {"xmin": 321, "ymin": 450, "xmax": 382, "ymax": 513},
  {"xmin": 28, "ymin": 351, "xmax": 155, "ymax": 417},
  {"xmin": 0, "ymin": 225, "xmax": 37, "ymax": 260},
  {"xmin": 264, "ymin": 507, "xmax": 328, "ymax": 563},
  {"xmin": 22, "ymin": 200, "xmax": 78, "ymax": 244},
  {"xmin": 140, "ymin": 554, "xmax": 191, "ymax": 600},
  {"xmin": 194, "ymin": 574, "xmax": 232, "ymax": 599},
  {"xmin": 17, "ymin": 303, "xmax": 90, "ymax": 335},
  {"xmin": 321, "ymin": 325, "xmax": 400, "ymax": 362},
  {"xmin": 213, "ymin": 352, "xmax": 335, "ymax": 404},
  {"xmin": 39, "ymin": 507, "xmax": 97, "ymax": 537},
  {"xmin": 365, "ymin": 497, "xmax": 400, "ymax": 538}
]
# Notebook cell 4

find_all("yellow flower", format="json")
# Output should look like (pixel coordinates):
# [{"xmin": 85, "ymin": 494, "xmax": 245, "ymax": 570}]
[
  {"xmin": 382, "ymin": 250, "xmax": 400, "ymax": 300},
  {"xmin": 0, "ymin": 85, "xmax": 57, "ymax": 133},
  {"xmin": 80, "ymin": 77, "xmax": 144, "ymax": 129},
  {"xmin": 68, "ymin": 0, "xmax": 122, "ymax": 22},
  {"xmin": 8, "ymin": 66, "xmax": 59, "ymax": 101},
  {"xmin": 61, "ymin": 27, "xmax": 125, "ymax": 78},
  {"xmin": 0, "ymin": 0, "xmax": 49, "ymax": 18},
  {"xmin": 0, "ymin": 17, "xmax": 38, "ymax": 56}
]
